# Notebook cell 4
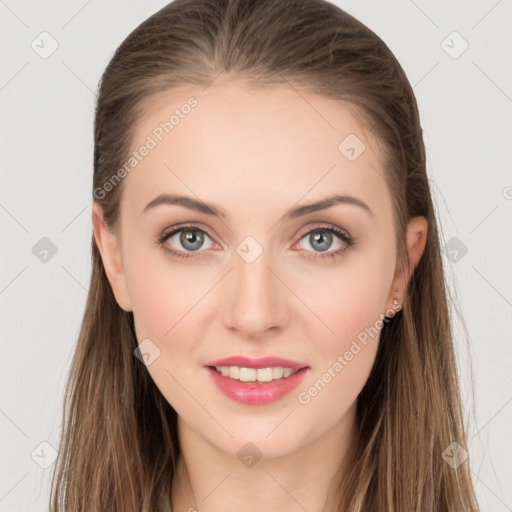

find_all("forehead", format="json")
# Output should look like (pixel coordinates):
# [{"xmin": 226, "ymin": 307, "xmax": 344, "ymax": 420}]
[{"xmin": 122, "ymin": 80, "xmax": 391, "ymax": 223}]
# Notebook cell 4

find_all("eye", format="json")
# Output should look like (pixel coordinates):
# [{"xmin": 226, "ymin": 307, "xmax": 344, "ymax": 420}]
[
  {"xmin": 157, "ymin": 223, "xmax": 354, "ymax": 261},
  {"xmin": 157, "ymin": 224, "xmax": 216, "ymax": 259},
  {"xmin": 294, "ymin": 225, "xmax": 354, "ymax": 261}
]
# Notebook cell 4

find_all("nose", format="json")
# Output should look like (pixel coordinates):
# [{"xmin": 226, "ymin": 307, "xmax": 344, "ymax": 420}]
[{"xmin": 221, "ymin": 247, "xmax": 289, "ymax": 338}]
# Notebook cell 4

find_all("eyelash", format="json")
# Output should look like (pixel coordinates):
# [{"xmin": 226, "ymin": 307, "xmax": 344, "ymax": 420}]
[{"xmin": 156, "ymin": 223, "xmax": 355, "ymax": 261}]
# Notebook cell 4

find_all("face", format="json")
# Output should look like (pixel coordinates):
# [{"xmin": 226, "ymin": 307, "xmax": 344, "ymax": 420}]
[{"xmin": 93, "ymin": 78, "xmax": 424, "ymax": 461}]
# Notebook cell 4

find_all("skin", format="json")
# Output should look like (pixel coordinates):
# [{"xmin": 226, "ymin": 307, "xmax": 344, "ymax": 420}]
[{"xmin": 92, "ymin": 76, "xmax": 428, "ymax": 512}]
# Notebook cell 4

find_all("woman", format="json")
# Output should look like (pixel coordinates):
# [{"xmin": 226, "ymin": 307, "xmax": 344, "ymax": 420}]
[{"xmin": 49, "ymin": 0, "xmax": 481, "ymax": 510}]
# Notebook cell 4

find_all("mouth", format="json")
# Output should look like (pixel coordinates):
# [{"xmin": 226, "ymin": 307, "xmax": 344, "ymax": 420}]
[{"xmin": 205, "ymin": 363, "xmax": 310, "ymax": 406}]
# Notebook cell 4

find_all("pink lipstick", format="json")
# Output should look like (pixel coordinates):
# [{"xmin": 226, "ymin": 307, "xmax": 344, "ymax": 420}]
[{"xmin": 204, "ymin": 355, "xmax": 310, "ymax": 406}]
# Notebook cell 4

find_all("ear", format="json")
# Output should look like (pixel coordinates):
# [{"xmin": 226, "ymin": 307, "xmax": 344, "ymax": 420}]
[
  {"xmin": 385, "ymin": 216, "xmax": 428, "ymax": 311},
  {"xmin": 91, "ymin": 202, "xmax": 133, "ymax": 312}
]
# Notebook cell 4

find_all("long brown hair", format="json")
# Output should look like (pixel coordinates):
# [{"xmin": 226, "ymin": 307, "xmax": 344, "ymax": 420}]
[{"xmin": 49, "ymin": 0, "xmax": 480, "ymax": 510}]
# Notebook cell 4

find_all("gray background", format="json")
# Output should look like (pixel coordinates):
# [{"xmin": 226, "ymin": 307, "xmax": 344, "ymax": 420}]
[{"xmin": 1, "ymin": 0, "xmax": 511, "ymax": 510}]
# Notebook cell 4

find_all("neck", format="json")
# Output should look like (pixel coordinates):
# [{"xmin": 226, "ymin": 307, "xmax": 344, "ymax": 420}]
[{"xmin": 170, "ymin": 403, "xmax": 357, "ymax": 512}]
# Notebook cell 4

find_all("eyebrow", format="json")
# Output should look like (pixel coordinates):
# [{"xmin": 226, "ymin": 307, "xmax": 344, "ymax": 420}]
[{"xmin": 143, "ymin": 193, "xmax": 374, "ymax": 220}]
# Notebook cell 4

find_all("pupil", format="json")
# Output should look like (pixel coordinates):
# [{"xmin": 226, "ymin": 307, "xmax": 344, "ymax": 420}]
[
  {"xmin": 311, "ymin": 231, "xmax": 332, "ymax": 252},
  {"xmin": 181, "ymin": 230, "xmax": 203, "ymax": 251}
]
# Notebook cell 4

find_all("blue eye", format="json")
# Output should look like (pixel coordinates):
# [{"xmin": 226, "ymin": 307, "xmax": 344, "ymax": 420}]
[
  {"xmin": 157, "ymin": 224, "xmax": 354, "ymax": 261},
  {"xmin": 296, "ymin": 226, "xmax": 354, "ymax": 261},
  {"xmin": 157, "ymin": 225, "xmax": 214, "ymax": 259}
]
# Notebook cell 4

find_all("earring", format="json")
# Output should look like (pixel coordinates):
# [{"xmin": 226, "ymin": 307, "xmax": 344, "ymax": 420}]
[{"xmin": 393, "ymin": 298, "xmax": 402, "ymax": 310}]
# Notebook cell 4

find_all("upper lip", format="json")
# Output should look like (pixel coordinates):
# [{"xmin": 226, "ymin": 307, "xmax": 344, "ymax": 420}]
[{"xmin": 205, "ymin": 356, "xmax": 308, "ymax": 370}]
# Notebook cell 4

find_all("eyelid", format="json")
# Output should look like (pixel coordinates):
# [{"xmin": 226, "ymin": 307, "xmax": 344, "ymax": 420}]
[
  {"xmin": 295, "ymin": 223, "xmax": 351, "ymax": 241},
  {"xmin": 159, "ymin": 222, "xmax": 215, "ymax": 241}
]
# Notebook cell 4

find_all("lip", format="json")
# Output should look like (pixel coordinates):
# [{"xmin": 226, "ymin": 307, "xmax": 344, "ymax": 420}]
[
  {"xmin": 205, "ymin": 366, "xmax": 310, "ymax": 406},
  {"xmin": 205, "ymin": 355, "xmax": 308, "ymax": 370}
]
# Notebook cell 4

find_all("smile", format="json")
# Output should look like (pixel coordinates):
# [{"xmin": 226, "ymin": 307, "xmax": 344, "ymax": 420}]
[
  {"xmin": 212, "ymin": 365, "xmax": 300, "ymax": 382},
  {"xmin": 206, "ymin": 366, "xmax": 309, "ymax": 406}
]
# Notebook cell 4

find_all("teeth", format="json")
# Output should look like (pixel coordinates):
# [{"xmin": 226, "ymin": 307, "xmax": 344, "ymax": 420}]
[
  {"xmin": 214, "ymin": 366, "xmax": 300, "ymax": 382},
  {"xmin": 283, "ymin": 368, "xmax": 293, "ymax": 378},
  {"xmin": 240, "ymin": 367, "xmax": 257, "ymax": 382},
  {"xmin": 273, "ymin": 367, "xmax": 284, "ymax": 379}
]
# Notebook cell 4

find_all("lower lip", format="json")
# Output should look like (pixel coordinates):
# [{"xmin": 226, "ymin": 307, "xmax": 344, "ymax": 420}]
[{"xmin": 205, "ymin": 366, "xmax": 309, "ymax": 405}]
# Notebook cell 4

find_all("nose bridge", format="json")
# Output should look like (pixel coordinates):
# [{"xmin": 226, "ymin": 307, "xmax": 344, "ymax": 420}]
[{"xmin": 222, "ymin": 238, "xmax": 288, "ymax": 336}]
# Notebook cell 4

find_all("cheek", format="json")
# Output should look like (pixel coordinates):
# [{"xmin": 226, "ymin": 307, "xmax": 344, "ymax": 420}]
[
  {"xmin": 126, "ymin": 247, "xmax": 220, "ymax": 391},
  {"xmin": 126, "ymin": 252, "xmax": 209, "ymax": 405},
  {"xmin": 298, "ymin": 254, "xmax": 392, "ymax": 348},
  {"xmin": 294, "ymin": 253, "xmax": 392, "ymax": 405},
  {"xmin": 123, "ymin": 236, "xmax": 189, "ymax": 338}
]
